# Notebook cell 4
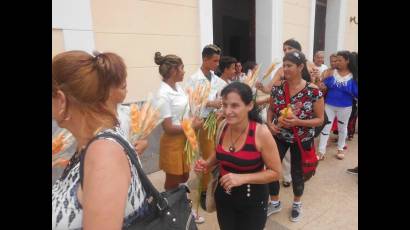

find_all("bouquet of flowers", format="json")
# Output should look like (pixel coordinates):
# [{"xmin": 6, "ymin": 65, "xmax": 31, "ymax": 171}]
[
  {"xmin": 262, "ymin": 62, "xmax": 278, "ymax": 81},
  {"xmin": 181, "ymin": 117, "xmax": 203, "ymax": 220},
  {"xmin": 186, "ymin": 83, "xmax": 211, "ymax": 118},
  {"xmin": 181, "ymin": 118, "xmax": 199, "ymax": 166},
  {"xmin": 243, "ymin": 65, "xmax": 261, "ymax": 89},
  {"xmin": 129, "ymin": 99, "xmax": 162, "ymax": 144},
  {"xmin": 252, "ymin": 62, "xmax": 280, "ymax": 113},
  {"xmin": 52, "ymin": 129, "xmax": 75, "ymax": 168},
  {"xmin": 203, "ymin": 111, "xmax": 217, "ymax": 140}
]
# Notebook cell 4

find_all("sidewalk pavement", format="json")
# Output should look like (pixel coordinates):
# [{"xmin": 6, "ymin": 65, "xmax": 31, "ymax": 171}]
[
  {"xmin": 147, "ymin": 134, "xmax": 358, "ymax": 230},
  {"xmin": 52, "ymin": 131, "xmax": 357, "ymax": 229}
]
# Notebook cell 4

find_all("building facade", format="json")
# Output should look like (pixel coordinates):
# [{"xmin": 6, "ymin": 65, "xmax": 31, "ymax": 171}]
[
  {"xmin": 52, "ymin": 0, "xmax": 357, "ymax": 174},
  {"xmin": 53, "ymin": 0, "xmax": 357, "ymax": 103}
]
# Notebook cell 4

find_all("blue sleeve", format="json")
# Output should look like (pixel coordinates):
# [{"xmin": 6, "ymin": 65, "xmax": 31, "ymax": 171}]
[{"xmin": 323, "ymin": 76, "xmax": 333, "ymax": 88}]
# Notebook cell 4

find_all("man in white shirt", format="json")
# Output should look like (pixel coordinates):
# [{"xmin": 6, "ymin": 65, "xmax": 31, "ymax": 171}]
[
  {"xmin": 313, "ymin": 50, "xmax": 328, "ymax": 75},
  {"xmin": 185, "ymin": 44, "xmax": 226, "ymax": 211}
]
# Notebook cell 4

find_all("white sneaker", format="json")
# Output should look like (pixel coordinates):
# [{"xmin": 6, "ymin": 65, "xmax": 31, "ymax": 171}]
[{"xmin": 290, "ymin": 203, "xmax": 302, "ymax": 222}]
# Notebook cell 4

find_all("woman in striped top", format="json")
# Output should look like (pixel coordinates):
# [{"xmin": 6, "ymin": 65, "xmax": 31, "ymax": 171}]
[{"xmin": 194, "ymin": 82, "xmax": 281, "ymax": 230}]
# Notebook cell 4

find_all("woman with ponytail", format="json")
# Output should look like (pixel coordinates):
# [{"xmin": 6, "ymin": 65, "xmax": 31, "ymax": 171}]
[
  {"xmin": 194, "ymin": 82, "xmax": 281, "ymax": 230},
  {"xmin": 317, "ymin": 50, "xmax": 358, "ymax": 160},
  {"xmin": 52, "ymin": 51, "xmax": 151, "ymax": 229},
  {"xmin": 266, "ymin": 50, "xmax": 325, "ymax": 222},
  {"xmin": 153, "ymin": 52, "xmax": 205, "ymax": 223}
]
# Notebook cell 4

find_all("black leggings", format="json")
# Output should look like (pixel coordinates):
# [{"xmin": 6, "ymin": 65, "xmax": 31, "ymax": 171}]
[
  {"xmin": 268, "ymin": 137, "xmax": 313, "ymax": 197},
  {"xmin": 215, "ymin": 182, "xmax": 268, "ymax": 230}
]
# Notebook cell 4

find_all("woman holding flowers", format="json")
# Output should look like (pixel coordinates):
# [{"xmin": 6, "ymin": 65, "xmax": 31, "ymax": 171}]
[
  {"xmin": 266, "ymin": 50, "xmax": 324, "ymax": 222},
  {"xmin": 194, "ymin": 82, "xmax": 282, "ymax": 230},
  {"xmin": 154, "ymin": 52, "xmax": 203, "ymax": 191},
  {"xmin": 52, "ymin": 51, "xmax": 151, "ymax": 229}
]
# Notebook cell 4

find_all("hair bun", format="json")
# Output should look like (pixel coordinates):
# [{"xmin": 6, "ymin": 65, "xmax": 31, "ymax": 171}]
[{"xmin": 154, "ymin": 52, "xmax": 165, "ymax": 65}]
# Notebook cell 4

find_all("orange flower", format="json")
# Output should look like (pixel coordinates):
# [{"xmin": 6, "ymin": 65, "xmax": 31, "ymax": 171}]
[
  {"xmin": 52, "ymin": 158, "xmax": 70, "ymax": 168},
  {"xmin": 52, "ymin": 133, "xmax": 65, "ymax": 155},
  {"xmin": 262, "ymin": 62, "xmax": 277, "ymax": 80},
  {"xmin": 187, "ymin": 83, "xmax": 211, "ymax": 117},
  {"xmin": 243, "ymin": 65, "xmax": 261, "ymax": 88},
  {"xmin": 130, "ymin": 104, "xmax": 141, "ymax": 133},
  {"xmin": 129, "ymin": 101, "xmax": 162, "ymax": 142},
  {"xmin": 181, "ymin": 118, "xmax": 200, "ymax": 165},
  {"xmin": 181, "ymin": 119, "xmax": 198, "ymax": 151}
]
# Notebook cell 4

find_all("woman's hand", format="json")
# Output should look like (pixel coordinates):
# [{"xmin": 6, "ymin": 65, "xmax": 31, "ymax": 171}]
[
  {"xmin": 191, "ymin": 116, "xmax": 204, "ymax": 130},
  {"xmin": 194, "ymin": 159, "xmax": 209, "ymax": 174},
  {"xmin": 219, "ymin": 173, "xmax": 244, "ymax": 191},
  {"xmin": 268, "ymin": 123, "xmax": 281, "ymax": 135},
  {"xmin": 209, "ymin": 99, "xmax": 223, "ymax": 109},
  {"xmin": 310, "ymin": 67, "xmax": 320, "ymax": 81},
  {"xmin": 215, "ymin": 110, "xmax": 225, "ymax": 121},
  {"xmin": 280, "ymin": 114, "xmax": 300, "ymax": 128},
  {"xmin": 255, "ymin": 81, "xmax": 264, "ymax": 91},
  {"xmin": 134, "ymin": 139, "xmax": 148, "ymax": 155}
]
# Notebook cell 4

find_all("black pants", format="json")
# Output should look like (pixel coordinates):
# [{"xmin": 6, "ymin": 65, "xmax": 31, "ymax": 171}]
[
  {"xmin": 268, "ymin": 137, "xmax": 313, "ymax": 197},
  {"xmin": 215, "ymin": 181, "xmax": 268, "ymax": 230}
]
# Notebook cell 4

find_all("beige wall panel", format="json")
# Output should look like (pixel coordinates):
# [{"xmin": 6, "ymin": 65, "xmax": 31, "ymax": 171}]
[
  {"xmin": 140, "ymin": 0, "xmax": 197, "ymax": 7},
  {"xmin": 52, "ymin": 29, "xmax": 65, "ymax": 57},
  {"xmin": 283, "ymin": 0, "xmax": 312, "ymax": 56},
  {"xmin": 94, "ymin": 33, "xmax": 201, "ymax": 67},
  {"xmin": 91, "ymin": 0, "xmax": 199, "ymax": 36},
  {"xmin": 125, "ymin": 67, "xmax": 162, "ymax": 102},
  {"xmin": 284, "ymin": 0, "xmax": 311, "ymax": 8},
  {"xmin": 283, "ymin": 1, "xmax": 311, "ymax": 27},
  {"xmin": 283, "ymin": 24, "xmax": 310, "ymax": 54},
  {"xmin": 344, "ymin": 0, "xmax": 358, "ymax": 51},
  {"xmin": 125, "ymin": 64, "xmax": 199, "ymax": 102}
]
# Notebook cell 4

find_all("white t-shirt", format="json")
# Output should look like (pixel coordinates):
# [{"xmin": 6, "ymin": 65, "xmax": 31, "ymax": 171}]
[
  {"xmin": 185, "ymin": 69, "xmax": 226, "ymax": 118},
  {"xmin": 317, "ymin": 64, "xmax": 328, "ymax": 75},
  {"xmin": 235, "ymin": 72, "xmax": 246, "ymax": 82},
  {"xmin": 155, "ymin": 81, "xmax": 189, "ymax": 126}
]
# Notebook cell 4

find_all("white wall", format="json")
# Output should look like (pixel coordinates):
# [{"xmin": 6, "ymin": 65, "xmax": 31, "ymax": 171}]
[
  {"xmin": 324, "ymin": 0, "xmax": 346, "ymax": 65},
  {"xmin": 256, "ymin": 0, "xmax": 283, "ymax": 76},
  {"xmin": 308, "ymin": 0, "xmax": 316, "ymax": 61},
  {"xmin": 52, "ymin": 0, "xmax": 95, "ymax": 54}
]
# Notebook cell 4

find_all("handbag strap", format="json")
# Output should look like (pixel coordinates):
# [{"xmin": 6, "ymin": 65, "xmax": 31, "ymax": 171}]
[
  {"xmin": 79, "ymin": 132, "xmax": 169, "ymax": 211},
  {"xmin": 283, "ymin": 81, "xmax": 306, "ymax": 155}
]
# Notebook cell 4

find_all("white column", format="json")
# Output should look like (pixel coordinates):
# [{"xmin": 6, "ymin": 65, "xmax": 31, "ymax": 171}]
[
  {"xmin": 198, "ymin": 0, "xmax": 214, "ymax": 57},
  {"xmin": 52, "ymin": 0, "xmax": 95, "ymax": 54},
  {"xmin": 256, "ymin": 0, "xmax": 283, "ymax": 72},
  {"xmin": 308, "ymin": 0, "xmax": 317, "ymax": 61},
  {"xmin": 325, "ymin": 0, "xmax": 346, "ymax": 65},
  {"xmin": 336, "ymin": 0, "xmax": 347, "ymax": 50}
]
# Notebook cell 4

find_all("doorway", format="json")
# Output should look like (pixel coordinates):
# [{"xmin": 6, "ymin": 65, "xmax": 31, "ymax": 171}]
[
  {"xmin": 313, "ymin": 0, "xmax": 327, "ymax": 54},
  {"xmin": 212, "ymin": 0, "xmax": 255, "ymax": 63}
]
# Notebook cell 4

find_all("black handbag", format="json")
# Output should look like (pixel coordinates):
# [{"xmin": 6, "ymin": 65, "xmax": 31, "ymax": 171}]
[
  {"xmin": 80, "ymin": 132, "xmax": 197, "ymax": 230},
  {"xmin": 314, "ymin": 111, "xmax": 330, "ymax": 138}
]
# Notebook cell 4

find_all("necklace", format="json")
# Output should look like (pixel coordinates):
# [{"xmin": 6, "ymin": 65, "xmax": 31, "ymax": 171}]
[{"xmin": 228, "ymin": 122, "xmax": 249, "ymax": 153}]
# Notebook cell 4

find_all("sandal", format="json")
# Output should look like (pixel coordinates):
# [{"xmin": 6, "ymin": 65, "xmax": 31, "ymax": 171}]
[
  {"xmin": 336, "ymin": 151, "xmax": 345, "ymax": 160},
  {"xmin": 318, "ymin": 153, "xmax": 325, "ymax": 161}
]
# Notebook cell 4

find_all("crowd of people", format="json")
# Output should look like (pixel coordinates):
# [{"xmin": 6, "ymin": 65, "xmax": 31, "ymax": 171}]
[{"xmin": 52, "ymin": 39, "xmax": 358, "ymax": 229}]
